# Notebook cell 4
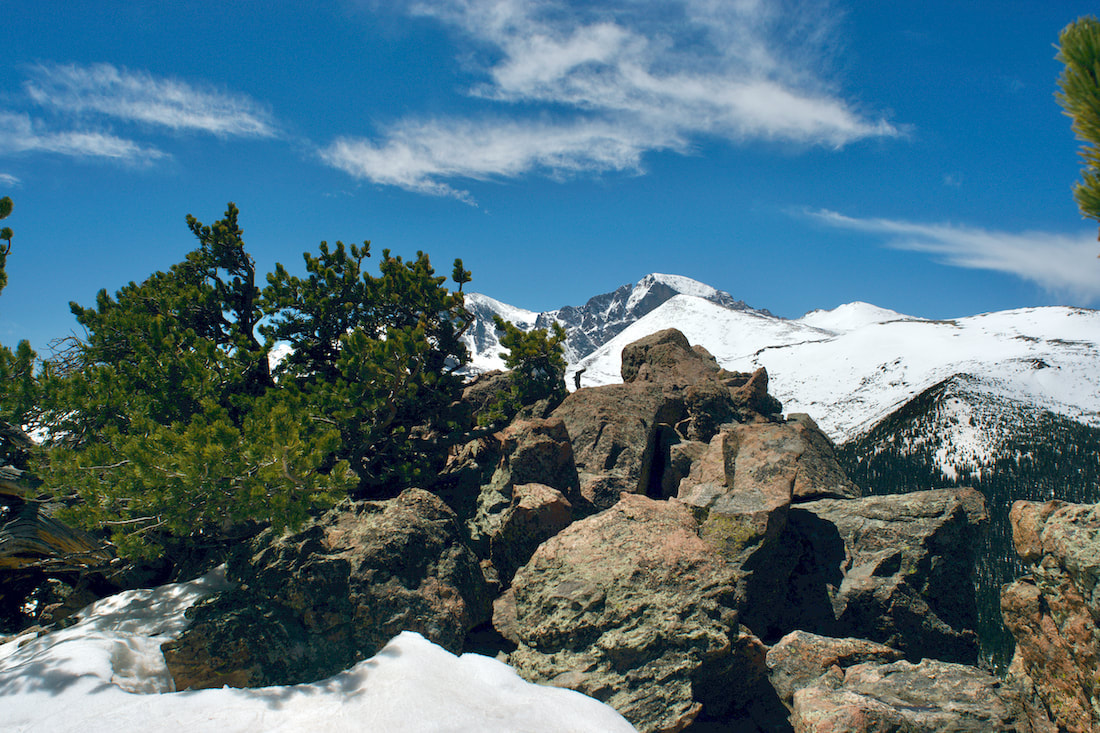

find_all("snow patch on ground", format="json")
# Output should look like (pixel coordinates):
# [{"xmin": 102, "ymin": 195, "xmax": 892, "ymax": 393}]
[{"xmin": 0, "ymin": 569, "xmax": 635, "ymax": 732}]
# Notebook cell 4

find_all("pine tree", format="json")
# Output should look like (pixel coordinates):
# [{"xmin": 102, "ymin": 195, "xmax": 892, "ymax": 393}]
[
  {"xmin": 1056, "ymin": 16, "xmax": 1100, "ymax": 244},
  {"xmin": 263, "ymin": 243, "xmax": 473, "ymax": 494},
  {"xmin": 41, "ymin": 203, "xmax": 476, "ymax": 556}
]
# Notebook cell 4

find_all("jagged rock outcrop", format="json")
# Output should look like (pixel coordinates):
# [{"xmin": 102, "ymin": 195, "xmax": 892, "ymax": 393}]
[
  {"xmin": 552, "ymin": 328, "xmax": 782, "ymax": 511},
  {"xmin": 1001, "ymin": 500, "xmax": 1100, "ymax": 733},
  {"xmin": 502, "ymin": 493, "xmax": 767, "ymax": 733},
  {"xmin": 771, "ymin": 489, "xmax": 987, "ymax": 662},
  {"xmin": 489, "ymin": 483, "xmax": 573, "ymax": 583},
  {"xmin": 161, "ymin": 489, "xmax": 491, "ymax": 690},
  {"xmin": 791, "ymin": 658, "xmax": 1052, "ymax": 732}
]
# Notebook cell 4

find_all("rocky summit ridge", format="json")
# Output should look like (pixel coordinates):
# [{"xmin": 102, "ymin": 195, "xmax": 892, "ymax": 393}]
[{"xmin": 143, "ymin": 327, "xmax": 1089, "ymax": 732}]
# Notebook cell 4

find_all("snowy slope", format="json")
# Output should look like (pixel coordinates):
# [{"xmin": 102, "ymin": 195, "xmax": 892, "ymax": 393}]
[
  {"xmin": 555, "ymin": 290, "xmax": 1100, "ymax": 445},
  {"xmin": 465, "ymin": 273, "xmax": 761, "ymax": 369},
  {"xmin": 730, "ymin": 307, "xmax": 1100, "ymax": 442},
  {"xmin": 569, "ymin": 294, "xmax": 833, "ymax": 387},
  {"xmin": 0, "ymin": 568, "xmax": 635, "ymax": 733},
  {"xmin": 461, "ymin": 292, "xmax": 540, "ymax": 373}
]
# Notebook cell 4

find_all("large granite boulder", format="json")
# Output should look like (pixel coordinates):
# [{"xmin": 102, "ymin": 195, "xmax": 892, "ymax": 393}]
[
  {"xmin": 620, "ymin": 328, "xmax": 722, "ymax": 384},
  {"xmin": 502, "ymin": 493, "xmax": 766, "ymax": 733},
  {"xmin": 673, "ymin": 417, "xmax": 859, "ymax": 638},
  {"xmin": 791, "ymin": 658, "xmax": 1053, "ymax": 732},
  {"xmin": 162, "ymin": 489, "xmax": 491, "ymax": 690},
  {"xmin": 552, "ymin": 381, "xmax": 689, "ymax": 510},
  {"xmin": 775, "ymin": 489, "xmax": 987, "ymax": 662},
  {"xmin": 1001, "ymin": 500, "xmax": 1100, "ymax": 733}
]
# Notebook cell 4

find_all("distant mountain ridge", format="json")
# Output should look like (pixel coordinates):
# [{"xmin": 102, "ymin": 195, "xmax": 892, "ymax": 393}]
[
  {"xmin": 466, "ymin": 274, "xmax": 1100, "ymax": 458},
  {"xmin": 462, "ymin": 273, "xmax": 765, "ymax": 373}
]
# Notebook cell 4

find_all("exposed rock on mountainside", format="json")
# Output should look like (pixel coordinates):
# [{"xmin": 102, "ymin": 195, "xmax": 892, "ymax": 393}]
[
  {"xmin": 1002, "ymin": 500, "xmax": 1100, "ymax": 733},
  {"xmin": 552, "ymin": 328, "xmax": 782, "ymax": 511},
  {"xmin": 138, "ymin": 325, "xmax": 1066, "ymax": 732},
  {"xmin": 161, "ymin": 489, "xmax": 491, "ymax": 689},
  {"xmin": 766, "ymin": 631, "xmax": 903, "ymax": 710}
]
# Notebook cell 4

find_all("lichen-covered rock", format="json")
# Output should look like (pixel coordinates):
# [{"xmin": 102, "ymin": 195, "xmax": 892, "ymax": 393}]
[
  {"xmin": 489, "ymin": 483, "xmax": 573, "ymax": 583},
  {"xmin": 791, "ymin": 658, "xmax": 1053, "ymax": 733},
  {"xmin": 467, "ymin": 418, "xmax": 580, "ymax": 556},
  {"xmin": 779, "ymin": 489, "xmax": 987, "ymax": 663},
  {"xmin": 1001, "ymin": 500, "xmax": 1100, "ymax": 733},
  {"xmin": 162, "ymin": 489, "xmax": 491, "ymax": 690},
  {"xmin": 504, "ymin": 493, "xmax": 753, "ymax": 733},
  {"xmin": 620, "ymin": 328, "xmax": 722, "ymax": 384},
  {"xmin": 766, "ymin": 631, "xmax": 903, "ymax": 709}
]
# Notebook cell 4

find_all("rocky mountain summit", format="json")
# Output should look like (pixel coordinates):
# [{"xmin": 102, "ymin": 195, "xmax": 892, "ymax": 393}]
[{"xmin": 149, "ymin": 327, "xmax": 1085, "ymax": 732}]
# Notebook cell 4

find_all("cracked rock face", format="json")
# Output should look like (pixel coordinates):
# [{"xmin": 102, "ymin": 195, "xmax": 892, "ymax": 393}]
[
  {"xmin": 772, "ymin": 489, "xmax": 987, "ymax": 662},
  {"xmin": 501, "ymin": 493, "xmax": 762, "ymax": 733},
  {"xmin": 1002, "ymin": 500, "xmax": 1100, "ymax": 733}
]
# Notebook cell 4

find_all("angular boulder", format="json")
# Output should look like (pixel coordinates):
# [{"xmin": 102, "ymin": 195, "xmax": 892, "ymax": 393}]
[
  {"xmin": 489, "ymin": 483, "xmax": 573, "ymax": 583},
  {"xmin": 466, "ymin": 418, "xmax": 579, "ymax": 566},
  {"xmin": 551, "ymin": 382, "xmax": 686, "ymax": 510},
  {"xmin": 162, "ymin": 489, "xmax": 491, "ymax": 689},
  {"xmin": 779, "ymin": 489, "xmax": 987, "ymax": 663},
  {"xmin": 1001, "ymin": 500, "xmax": 1100, "ymax": 733},
  {"xmin": 791, "ymin": 658, "xmax": 1052, "ymax": 733},
  {"xmin": 766, "ymin": 630, "xmax": 903, "ymax": 710},
  {"xmin": 502, "ymin": 493, "xmax": 760, "ymax": 733}
]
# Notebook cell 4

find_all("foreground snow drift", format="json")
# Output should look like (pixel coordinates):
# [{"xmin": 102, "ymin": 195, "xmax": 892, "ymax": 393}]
[{"xmin": 0, "ymin": 569, "xmax": 635, "ymax": 732}]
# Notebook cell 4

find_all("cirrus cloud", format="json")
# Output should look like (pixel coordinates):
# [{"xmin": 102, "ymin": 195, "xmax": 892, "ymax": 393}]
[
  {"xmin": 323, "ymin": 0, "xmax": 898, "ymax": 202},
  {"xmin": 810, "ymin": 208, "xmax": 1100, "ymax": 302},
  {"xmin": 24, "ymin": 63, "xmax": 278, "ymax": 138},
  {"xmin": 0, "ymin": 112, "xmax": 167, "ymax": 164}
]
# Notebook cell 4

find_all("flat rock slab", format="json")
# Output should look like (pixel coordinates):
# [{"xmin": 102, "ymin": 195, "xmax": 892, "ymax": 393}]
[{"xmin": 792, "ymin": 658, "xmax": 1051, "ymax": 733}]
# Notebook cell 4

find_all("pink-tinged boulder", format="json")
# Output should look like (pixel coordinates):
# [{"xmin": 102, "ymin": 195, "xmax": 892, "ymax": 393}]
[
  {"xmin": 766, "ymin": 631, "xmax": 903, "ymax": 709},
  {"xmin": 1001, "ymin": 500, "xmax": 1100, "ymax": 732},
  {"xmin": 463, "ymin": 418, "xmax": 579, "ymax": 562},
  {"xmin": 791, "ymin": 658, "xmax": 1053, "ymax": 733},
  {"xmin": 554, "ymin": 328, "xmax": 784, "ymax": 512},
  {"xmin": 489, "ymin": 483, "xmax": 573, "ymax": 582},
  {"xmin": 503, "ymin": 493, "xmax": 768, "ymax": 733}
]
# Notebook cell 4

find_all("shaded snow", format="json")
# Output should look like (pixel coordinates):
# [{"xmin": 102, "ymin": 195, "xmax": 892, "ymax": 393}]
[{"xmin": 0, "ymin": 569, "xmax": 635, "ymax": 732}]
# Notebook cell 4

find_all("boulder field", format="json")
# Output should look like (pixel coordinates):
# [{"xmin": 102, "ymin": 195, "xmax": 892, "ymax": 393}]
[{"xmin": 163, "ymin": 328, "xmax": 1079, "ymax": 732}]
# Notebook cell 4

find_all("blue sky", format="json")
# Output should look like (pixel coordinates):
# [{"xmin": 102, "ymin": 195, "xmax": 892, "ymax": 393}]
[{"xmin": 3, "ymin": 1, "xmax": 1100, "ymax": 352}]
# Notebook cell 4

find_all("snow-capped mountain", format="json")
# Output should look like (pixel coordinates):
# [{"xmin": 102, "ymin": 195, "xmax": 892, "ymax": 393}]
[
  {"xmin": 461, "ymin": 273, "xmax": 764, "ymax": 371},
  {"xmin": 472, "ymin": 275, "xmax": 1100, "ymax": 456}
]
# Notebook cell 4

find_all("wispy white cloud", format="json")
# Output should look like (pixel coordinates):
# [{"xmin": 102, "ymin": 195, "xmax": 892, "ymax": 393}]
[
  {"xmin": 810, "ymin": 209, "xmax": 1100, "ymax": 302},
  {"xmin": 0, "ymin": 112, "xmax": 167, "ymax": 163},
  {"xmin": 24, "ymin": 63, "xmax": 277, "ymax": 138},
  {"xmin": 0, "ymin": 173, "xmax": 20, "ymax": 187},
  {"xmin": 323, "ymin": 0, "xmax": 898, "ymax": 200},
  {"xmin": 322, "ymin": 117, "xmax": 676, "ymax": 201}
]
